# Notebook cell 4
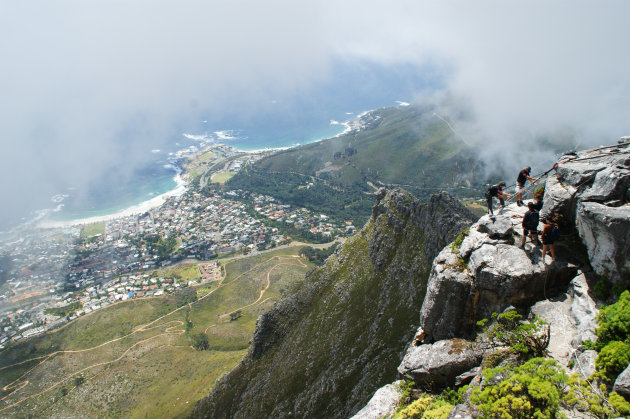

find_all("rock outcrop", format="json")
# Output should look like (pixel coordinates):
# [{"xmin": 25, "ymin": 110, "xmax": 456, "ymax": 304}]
[
  {"xmin": 613, "ymin": 364, "xmax": 630, "ymax": 399},
  {"xmin": 397, "ymin": 339, "xmax": 483, "ymax": 392},
  {"xmin": 544, "ymin": 143, "xmax": 630, "ymax": 285},
  {"xmin": 190, "ymin": 189, "xmax": 475, "ymax": 419},
  {"xmin": 358, "ymin": 140, "xmax": 629, "ymax": 417}
]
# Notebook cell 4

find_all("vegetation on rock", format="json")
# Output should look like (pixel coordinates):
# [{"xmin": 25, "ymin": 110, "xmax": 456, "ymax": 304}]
[{"xmin": 478, "ymin": 310, "xmax": 550, "ymax": 358}]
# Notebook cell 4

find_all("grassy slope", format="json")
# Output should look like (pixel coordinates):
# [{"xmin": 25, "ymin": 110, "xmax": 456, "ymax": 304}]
[
  {"xmin": 191, "ymin": 190, "xmax": 467, "ymax": 418},
  {"xmin": 226, "ymin": 105, "xmax": 484, "ymax": 226},
  {"xmin": 0, "ymin": 247, "xmax": 312, "ymax": 418}
]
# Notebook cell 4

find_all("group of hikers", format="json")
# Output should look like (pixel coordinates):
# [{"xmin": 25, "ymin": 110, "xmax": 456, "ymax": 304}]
[{"xmin": 485, "ymin": 166, "xmax": 560, "ymax": 263}]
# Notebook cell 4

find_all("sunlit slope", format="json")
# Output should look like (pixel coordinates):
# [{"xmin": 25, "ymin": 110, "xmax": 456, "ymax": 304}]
[
  {"xmin": 191, "ymin": 189, "xmax": 475, "ymax": 418},
  {"xmin": 226, "ymin": 105, "xmax": 484, "ymax": 225},
  {"xmin": 0, "ymin": 248, "xmax": 312, "ymax": 418}
]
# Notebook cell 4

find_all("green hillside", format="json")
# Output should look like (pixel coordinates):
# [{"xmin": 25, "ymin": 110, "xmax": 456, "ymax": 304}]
[
  {"xmin": 224, "ymin": 105, "xmax": 485, "ymax": 226},
  {"xmin": 0, "ymin": 248, "xmax": 313, "ymax": 418},
  {"xmin": 191, "ymin": 189, "xmax": 476, "ymax": 418}
]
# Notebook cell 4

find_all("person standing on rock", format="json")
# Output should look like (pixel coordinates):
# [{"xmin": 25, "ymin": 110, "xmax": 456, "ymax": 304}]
[
  {"xmin": 521, "ymin": 202, "xmax": 541, "ymax": 247},
  {"xmin": 541, "ymin": 217, "xmax": 560, "ymax": 263},
  {"xmin": 515, "ymin": 167, "xmax": 537, "ymax": 206},
  {"xmin": 485, "ymin": 182, "xmax": 511, "ymax": 216}
]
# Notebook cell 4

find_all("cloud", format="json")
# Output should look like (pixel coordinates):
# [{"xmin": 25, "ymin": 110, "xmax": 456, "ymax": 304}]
[{"xmin": 1, "ymin": 1, "xmax": 629, "ymax": 229}]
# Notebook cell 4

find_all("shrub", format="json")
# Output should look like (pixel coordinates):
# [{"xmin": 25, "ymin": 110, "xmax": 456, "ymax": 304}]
[
  {"xmin": 595, "ymin": 290, "xmax": 630, "ymax": 350},
  {"xmin": 471, "ymin": 358, "xmax": 568, "ymax": 418},
  {"xmin": 192, "ymin": 332, "xmax": 209, "ymax": 351},
  {"xmin": 392, "ymin": 394, "xmax": 453, "ymax": 419},
  {"xmin": 595, "ymin": 341, "xmax": 630, "ymax": 382},
  {"xmin": 483, "ymin": 311, "xmax": 550, "ymax": 358},
  {"xmin": 392, "ymin": 395, "xmax": 433, "ymax": 419},
  {"xmin": 450, "ymin": 227, "xmax": 470, "ymax": 253},
  {"xmin": 609, "ymin": 392, "xmax": 630, "ymax": 416}
]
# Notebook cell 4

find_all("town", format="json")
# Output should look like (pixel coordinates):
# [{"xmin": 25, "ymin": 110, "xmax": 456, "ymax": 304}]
[{"xmin": 0, "ymin": 148, "xmax": 353, "ymax": 349}]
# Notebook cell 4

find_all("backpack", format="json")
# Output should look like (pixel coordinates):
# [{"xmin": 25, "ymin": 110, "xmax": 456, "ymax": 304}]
[
  {"xmin": 523, "ymin": 211, "xmax": 539, "ymax": 230},
  {"xmin": 549, "ymin": 226, "xmax": 560, "ymax": 242}
]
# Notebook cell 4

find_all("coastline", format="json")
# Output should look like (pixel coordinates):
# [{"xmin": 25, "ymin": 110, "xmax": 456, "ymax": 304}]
[
  {"xmin": 38, "ymin": 174, "xmax": 188, "ymax": 229},
  {"xmin": 35, "ymin": 113, "xmax": 368, "ymax": 230}
]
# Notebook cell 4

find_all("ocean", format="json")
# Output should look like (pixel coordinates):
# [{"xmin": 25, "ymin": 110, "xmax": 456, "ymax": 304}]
[{"xmin": 19, "ymin": 61, "xmax": 441, "ymax": 229}]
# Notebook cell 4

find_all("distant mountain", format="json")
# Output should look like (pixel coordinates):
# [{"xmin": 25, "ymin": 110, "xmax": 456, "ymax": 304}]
[
  {"xmin": 223, "ymin": 105, "xmax": 486, "ymax": 226},
  {"xmin": 190, "ymin": 189, "xmax": 475, "ymax": 418}
]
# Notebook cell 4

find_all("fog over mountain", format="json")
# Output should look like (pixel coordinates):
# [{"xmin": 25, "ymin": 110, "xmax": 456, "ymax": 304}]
[{"xmin": 1, "ymin": 1, "xmax": 629, "ymax": 230}]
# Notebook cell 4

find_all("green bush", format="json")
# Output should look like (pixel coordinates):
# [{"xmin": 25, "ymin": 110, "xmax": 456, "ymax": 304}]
[
  {"xmin": 392, "ymin": 394, "xmax": 453, "ymax": 419},
  {"xmin": 393, "ymin": 395, "xmax": 433, "ymax": 419},
  {"xmin": 595, "ymin": 290, "xmax": 630, "ymax": 350},
  {"xmin": 595, "ymin": 341, "xmax": 630, "ymax": 382},
  {"xmin": 483, "ymin": 311, "xmax": 550, "ymax": 358},
  {"xmin": 471, "ymin": 358, "xmax": 567, "ymax": 419},
  {"xmin": 609, "ymin": 392, "xmax": 630, "ymax": 416},
  {"xmin": 450, "ymin": 227, "xmax": 470, "ymax": 253},
  {"xmin": 192, "ymin": 332, "xmax": 209, "ymax": 351}
]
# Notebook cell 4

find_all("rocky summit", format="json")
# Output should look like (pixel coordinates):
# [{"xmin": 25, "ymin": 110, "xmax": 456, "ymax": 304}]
[
  {"xmin": 190, "ymin": 189, "xmax": 475, "ymax": 419},
  {"xmin": 356, "ymin": 139, "xmax": 630, "ymax": 418}
]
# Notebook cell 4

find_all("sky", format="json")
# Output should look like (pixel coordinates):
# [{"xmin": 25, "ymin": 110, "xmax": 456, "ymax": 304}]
[{"xmin": 1, "ymin": 1, "xmax": 630, "ymax": 230}]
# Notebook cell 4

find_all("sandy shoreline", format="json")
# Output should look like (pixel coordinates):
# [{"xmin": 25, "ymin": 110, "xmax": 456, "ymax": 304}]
[{"xmin": 38, "ymin": 175, "xmax": 188, "ymax": 229}]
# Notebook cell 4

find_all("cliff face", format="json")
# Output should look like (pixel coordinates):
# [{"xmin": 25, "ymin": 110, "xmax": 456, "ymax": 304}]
[{"xmin": 190, "ymin": 189, "xmax": 475, "ymax": 419}]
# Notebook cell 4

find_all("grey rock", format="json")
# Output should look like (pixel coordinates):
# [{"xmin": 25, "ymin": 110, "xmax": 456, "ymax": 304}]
[
  {"xmin": 541, "ymin": 175, "xmax": 575, "ymax": 221},
  {"xmin": 455, "ymin": 366, "xmax": 481, "ymax": 387},
  {"xmin": 476, "ymin": 214, "xmax": 514, "ymax": 240},
  {"xmin": 350, "ymin": 381, "xmax": 403, "ymax": 419},
  {"xmin": 572, "ymin": 350, "xmax": 598, "ymax": 379},
  {"xmin": 448, "ymin": 404, "xmax": 476, "ymax": 419},
  {"xmin": 397, "ymin": 339, "xmax": 482, "ymax": 391},
  {"xmin": 580, "ymin": 166, "xmax": 630, "ymax": 203},
  {"xmin": 568, "ymin": 273, "xmax": 599, "ymax": 346},
  {"xmin": 613, "ymin": 364, "xmax": 630, "ymax": 400},
  {"xmin": 576, "ymin": 202, "xmax": 630, "ymax": 284},
  {"xmin": 419, "ymin": 249, "xmax": 474, "ymax": 341},
  {"xmin": 421, "ymin": 238, "xmax": 578, "ymax": 341}
]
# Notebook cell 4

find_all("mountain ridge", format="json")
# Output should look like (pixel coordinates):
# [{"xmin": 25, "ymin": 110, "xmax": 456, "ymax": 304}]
[{"xmin": 190, "ymin": 189, "xmax": 475, "ymax": 418}]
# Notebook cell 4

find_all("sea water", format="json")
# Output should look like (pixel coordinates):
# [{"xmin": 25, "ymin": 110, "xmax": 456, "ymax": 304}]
[{"xmin": 34, "ymin": 61, "xmax": 441, "ymax": 227}]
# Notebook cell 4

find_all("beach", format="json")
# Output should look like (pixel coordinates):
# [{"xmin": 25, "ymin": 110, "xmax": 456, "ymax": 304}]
[{"xmin": 38, "ymin": 174, "xmax": 188, "ymax": 229}]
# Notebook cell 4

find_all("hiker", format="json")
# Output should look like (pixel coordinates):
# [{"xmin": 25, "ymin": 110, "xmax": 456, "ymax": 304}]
[
  {"xmin": 485, "ymin": 182, "xmax": 511, "ymax": 215},
  {"xmin": 515, "ymin": 167, "xmax": 537, "ymax": 206},
  {"xmin": 541, "ymin": 217, "xmax": 560, "ymax": 263},
  {"xmin": 521, "ymin": 202, "xmax": 541, "ymax": 247},
  {"xmin": 532, "ymin": 189, "xmax": 544, "ymax": 211}
]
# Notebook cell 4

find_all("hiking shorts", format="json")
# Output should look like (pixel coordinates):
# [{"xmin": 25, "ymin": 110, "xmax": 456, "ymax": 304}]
[
  {"xmin": 542, "ymin": 236, "xmax": 555, "ymax": 245},
  {"xmin": 523, "ymin": 228, "xmax": 537, "ymax": 237},
  {"xmin": 516, "ymin": 183, "xmax": 525, "ymax": 194}
]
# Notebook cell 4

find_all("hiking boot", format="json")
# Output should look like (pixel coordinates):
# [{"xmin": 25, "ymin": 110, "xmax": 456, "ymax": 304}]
[{"xmin": 517, "ymin": 201, "xmax": 523, "ymax": 206}]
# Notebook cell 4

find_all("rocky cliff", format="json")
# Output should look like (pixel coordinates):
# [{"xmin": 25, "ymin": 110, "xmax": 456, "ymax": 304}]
[
  {"xmin": 355, "ymin": 139, "xmax": 630, "ymax": 418},
  {"xmin": 190, "ymin": 189, "xmax": 475, "ymax": 418}
]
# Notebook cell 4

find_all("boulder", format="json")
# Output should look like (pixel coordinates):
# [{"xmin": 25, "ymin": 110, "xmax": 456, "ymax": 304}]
[
  {"xmin": 576, "ymin": 202, "xmax": 630, "ymax": 284},
  {"xmin": 613, "ymin": 364, "xmax": 630, "ymax": 400},
  {"xmin": 571, "ymin": 350, "xmax": 598, "ymax": 379},
  {"xmin": 350, "ymin": 381, "xmax": 403, "ymax": 419},
  {"xmin": 568, "ymin": 273, "xmax": 599, "ymax": 346},
  {"xmin": 397, "ymin": 339, "xmax": 482, "ymax": 392},
  {"xmin": 447, "ymin": 403, "xmax": 476, "ymax": 419}
]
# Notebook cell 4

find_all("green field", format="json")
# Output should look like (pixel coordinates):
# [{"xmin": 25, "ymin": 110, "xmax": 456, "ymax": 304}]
[
  {"xmin": 0, "ymin": 247, "xmax": 312, "ymax": 418},
  {"xmin": 211, "ymin": 171, "xmax": 236, "ymax": 184},
  {"xmin": 80, "ymin": 223, "xmax": 105, "ymax": 238}
]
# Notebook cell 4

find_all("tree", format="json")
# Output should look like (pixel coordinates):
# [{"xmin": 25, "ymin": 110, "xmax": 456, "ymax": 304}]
[{"xmin": 193, "ymin": 333, "xmax": 209, "ymax": 351}]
